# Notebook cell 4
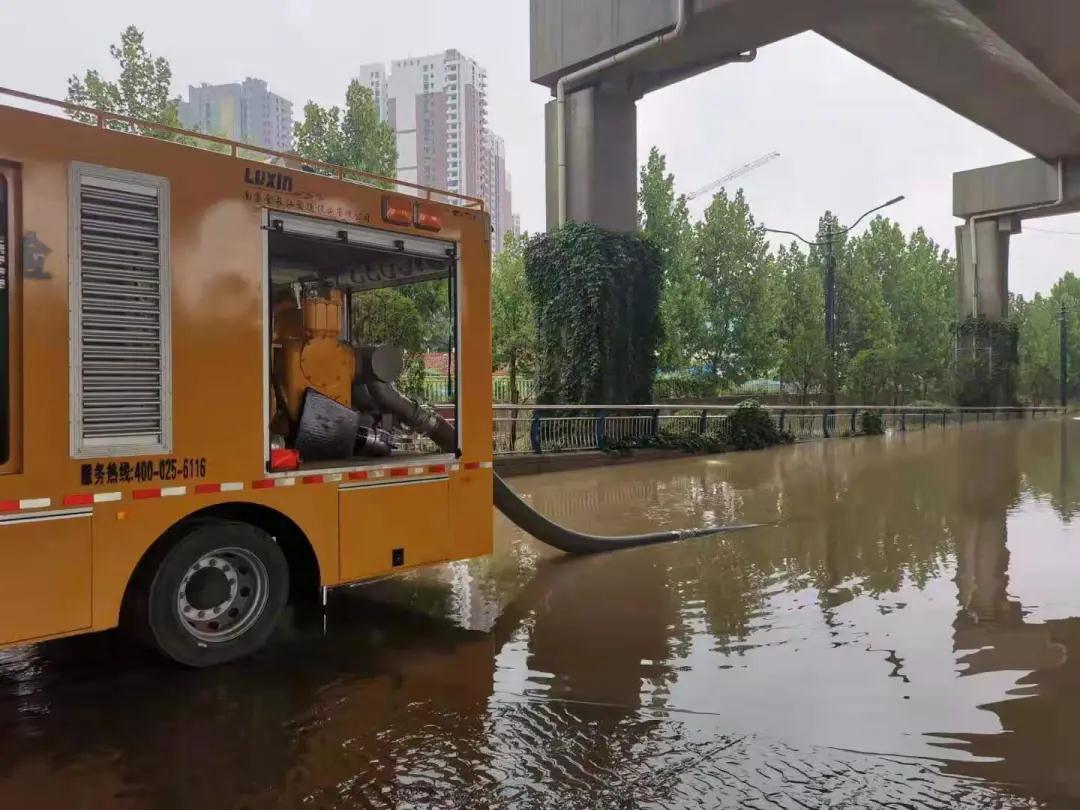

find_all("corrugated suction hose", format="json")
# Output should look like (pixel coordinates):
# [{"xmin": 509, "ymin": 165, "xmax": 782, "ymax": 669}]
[
  {"xmin": 361, "ymin": 349, "xmax": 759, "ymax": 554},
  {"xmin": 490, "ymin": 473, "xmax": 759, "ymax": 554}
]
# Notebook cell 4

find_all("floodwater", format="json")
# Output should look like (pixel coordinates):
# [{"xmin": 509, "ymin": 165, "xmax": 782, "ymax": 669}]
[{"xmin": 4, "ymin": 419, "xmax": 1080, "ymax": 808}]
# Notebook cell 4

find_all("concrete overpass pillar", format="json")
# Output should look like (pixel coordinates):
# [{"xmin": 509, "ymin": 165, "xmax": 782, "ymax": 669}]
[
  {"xmin": 954, "ymin": 217, "xmax": 1017, "ymax": 321},
  {"xmin": 953, "ymin": 214, "xmax": 1022, "ymax": 405},
  {"xmin": 545, "ymin": 83, "xmax": 638, "ymax": 232}
]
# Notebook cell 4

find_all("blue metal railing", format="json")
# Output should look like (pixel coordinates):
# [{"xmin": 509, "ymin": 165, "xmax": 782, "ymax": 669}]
[{"xmin": 490, "ymin": 404, "xmax": 1065, "ymax": 455}]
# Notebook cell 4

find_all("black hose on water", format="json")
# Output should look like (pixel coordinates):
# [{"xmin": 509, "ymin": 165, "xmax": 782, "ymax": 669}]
[
  {"xmin": 492, "ymin": 473, "xmax": 760, "ymax": 554},
  {"xmin": 365, "ymin": 363, "xmax": 760, "ymax": 554}
]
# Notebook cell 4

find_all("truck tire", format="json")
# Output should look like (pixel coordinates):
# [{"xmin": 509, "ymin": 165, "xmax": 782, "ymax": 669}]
[{"xmin": 129, "ymin": 520, "xmax": 289, "ymax": 667}]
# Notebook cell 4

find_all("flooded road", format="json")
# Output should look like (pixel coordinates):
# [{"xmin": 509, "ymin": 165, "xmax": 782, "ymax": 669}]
[{"xmin": 4, "ymin": 418, "xmax": 1080, "ymax": 808}]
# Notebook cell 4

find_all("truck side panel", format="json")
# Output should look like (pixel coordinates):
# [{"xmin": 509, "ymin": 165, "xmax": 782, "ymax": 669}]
[
  {"xmin": 0, "ymin": 511, "xmax": 91, "ymax": 644},
  {"xmin": 0, "ymin": 104, "xmax": 494, "ymax": 647},
  {"xmin": 339, "ymin": 477, "xmax": 451, "ymax": 580}
]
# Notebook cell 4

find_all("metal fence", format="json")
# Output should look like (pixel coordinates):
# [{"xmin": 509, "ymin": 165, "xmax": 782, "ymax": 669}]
[
  {"xmin": 421, "ymin": 375, "xmax": 535, "ymax": 404},
  {"xmin": 491, "ymin": 404, "xmax": 1065, "ymax": 455}
]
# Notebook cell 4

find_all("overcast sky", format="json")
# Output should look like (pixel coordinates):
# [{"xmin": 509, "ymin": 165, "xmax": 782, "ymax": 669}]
[{"xmin": 3, "ymin": 0, "xmax": 1078, "ymax": 296}]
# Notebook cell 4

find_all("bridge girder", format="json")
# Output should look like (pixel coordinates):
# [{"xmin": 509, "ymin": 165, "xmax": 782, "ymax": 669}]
[{"xmin": 532, "ymin": 0, "xmax": 1080, "ymax": 319}]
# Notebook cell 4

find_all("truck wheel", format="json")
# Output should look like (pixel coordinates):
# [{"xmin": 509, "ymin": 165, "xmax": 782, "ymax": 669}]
[{"xmin": 131, "ymin": 520, "xmax": 289, "ymax": 667}]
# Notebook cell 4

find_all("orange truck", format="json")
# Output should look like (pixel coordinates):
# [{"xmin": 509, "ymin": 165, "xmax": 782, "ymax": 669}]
[
  {"xmin": 0, "ymin": 88, "xmax": 495, "ymax": 666},
  {"xmin": 0, "ymin": 88, "xmax": 720, "ymax": 667}
]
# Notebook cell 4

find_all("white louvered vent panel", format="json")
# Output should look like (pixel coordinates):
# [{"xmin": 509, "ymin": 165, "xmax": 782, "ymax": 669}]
[{"xmin": 76, "ymin": 175, "xmax": 167, "ymax": 451}]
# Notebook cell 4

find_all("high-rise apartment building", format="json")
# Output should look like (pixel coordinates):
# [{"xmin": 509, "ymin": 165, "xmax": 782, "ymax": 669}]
[
  {"xmin": 179, "ymin": 78, "xmax": 294, "ymax": 153},
  {"xmin": 483, "ymin": 131, "xmax": 514, "ymax": 250},
  {"xmin": 356, "ymin": 64, "xmax": 388, "ymax": 122},
  {"xmin": 360, "ymin": 50, "xmax": 513, "ymax": 252}
]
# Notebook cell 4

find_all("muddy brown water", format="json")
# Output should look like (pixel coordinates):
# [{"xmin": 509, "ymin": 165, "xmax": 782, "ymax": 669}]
[{"xmin": 4, "ymin": 418, "xmax": 1080, "ymax": 808}]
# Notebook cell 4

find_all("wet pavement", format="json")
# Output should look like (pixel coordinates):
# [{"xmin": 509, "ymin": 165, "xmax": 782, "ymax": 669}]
[{"xmin": 4, "ymin": 418, "xmax": 1080, "ymax": 808}]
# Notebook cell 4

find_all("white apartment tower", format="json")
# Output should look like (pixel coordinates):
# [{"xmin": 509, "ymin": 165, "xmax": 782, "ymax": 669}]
[
  {"xmin": 356, "ymin": 64, "xmax": 388, "ymax": 122},
  {"xmin": 361, "ymin": 50, "xmax": 513, "ymax": 252},
  {"xmin": 179, "ymin": 78, "xmax": 293, "ymax": 153}
]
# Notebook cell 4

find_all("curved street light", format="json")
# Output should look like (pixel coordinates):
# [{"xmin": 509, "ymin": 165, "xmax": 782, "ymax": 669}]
[
  {"xmin": 764, "ymin": 195, "xmax": 906, "ymax": 406},
  {"xmin": 764, "ymin": 195, "xmax": 906, "ymax": 247}
]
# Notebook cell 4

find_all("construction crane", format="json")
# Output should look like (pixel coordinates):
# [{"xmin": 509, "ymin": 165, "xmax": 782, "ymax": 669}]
[{"xmin": 685, "ymin": 151, "xmax": 780, "ymax": 202}]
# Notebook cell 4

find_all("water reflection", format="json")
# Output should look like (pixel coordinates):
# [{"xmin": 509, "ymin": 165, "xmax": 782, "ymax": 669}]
[{"xmin": 2, "ymin": 418, "xmax": 1080, "ymax": 806}]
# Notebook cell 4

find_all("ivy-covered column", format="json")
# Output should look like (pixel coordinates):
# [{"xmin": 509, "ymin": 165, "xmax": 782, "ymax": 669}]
[
  {"xmin": 955, "ymin": 316, "xmax": 1019, "ymax": 406},
  {"xmin": 954, "ymin": 217, "xmax": 1018, "ymax": 406},
  {"xmin": 524, "ymin": 222, "xmax": 662, "ymax": 405}
]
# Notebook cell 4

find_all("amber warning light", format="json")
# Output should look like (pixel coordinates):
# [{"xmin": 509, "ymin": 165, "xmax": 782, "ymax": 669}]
[
  {"xmin": 381, "ymin": 196, "xmax": 412, "ymax": 227},
  {"xmin": 414, "ymin": 202, "xmax": 442, "ymax": 231},
  {"xmin": 382, "ymin": 196, "xmax": 442, "ymax": 232}
]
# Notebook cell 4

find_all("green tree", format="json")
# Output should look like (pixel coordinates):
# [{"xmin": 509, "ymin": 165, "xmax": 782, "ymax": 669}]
[
  {"xmin": 294, "ymin": 80, "xmax": 397, "ymax": 177},
  {"xmin": 1014, "ymin": 294, "xmax": 1059, "ymax": 404},
  {"xmin": 692, "ymin": 189, "xmax": 776, "ymax": 382},
  {"xmin": 352, "ymin": 288, "xmax": 424, "ymax": 354},
  {"xmin": 892, "ymin": 227, "xmax": 955, "ymax": 400},
  {"xmin": 399, "ymin": 281, "xmax": 452, "ymax": 352},
  {"xmin": 847, "ymin": 345, "xmax": 898, "ymax": 404},
  {"xmin": 1013, "ymin": 272, "xmax": 1080, "ymax": 405},
  {"xmin": 831, "ymin": 217, "xmax": 955, "ymax": 403},
  {"xmin": 66, "ymin": 26, "xmax": 182, "ymax": 137},
  {"xmin": 1050, "ymin": 271, "xmax": 1080, "ymax": 401},
  {"xmin": 851, "ymin": 218, "xmax": 956, "ymax": 402},
  {"xmin": 492, "ymin": 231, "xmax": 535, "ymax": 404},
  {"xmin": 775, "ymin": 243, "xmax": 827, "ymax": 403},
  {"xmin": 638, "ymin": 147, "xmax": 701, "ymax": 369}
]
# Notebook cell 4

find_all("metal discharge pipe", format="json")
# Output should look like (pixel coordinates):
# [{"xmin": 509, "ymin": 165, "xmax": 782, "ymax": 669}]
[{"xmin": 365, "ymin": 374, "xmax": 757, "ymax": 554}]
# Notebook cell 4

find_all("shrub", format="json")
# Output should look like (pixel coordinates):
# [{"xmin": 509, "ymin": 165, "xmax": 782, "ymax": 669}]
[
  {"xmin": 638, "ymin": 428, "xmax": 731, "ymax": 454},
  {"xmin": 726, "ymin": 400, "xmax": 794, "ymax": 450},
  {"xmin": 859, "ymin": 410, "xmax": 885, "ymax": 436}
]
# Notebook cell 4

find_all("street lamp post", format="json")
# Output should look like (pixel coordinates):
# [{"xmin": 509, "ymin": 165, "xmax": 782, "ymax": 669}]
[
  {"xmin": 765, "ymin": 195, "xmax": 904, "ymax": 406},
  {"xmin": 824, "ymin": 225, "xmax": 837, "ymax": 405},
  {"xmin": 1062, "ymin": 300, "xmax": 1068, "ymax": 408}
]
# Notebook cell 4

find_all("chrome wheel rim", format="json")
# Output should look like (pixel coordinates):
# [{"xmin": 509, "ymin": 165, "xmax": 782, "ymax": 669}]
[{"xmin": 176, "ymin": 547, "xmax": 269, "ymax": 643}]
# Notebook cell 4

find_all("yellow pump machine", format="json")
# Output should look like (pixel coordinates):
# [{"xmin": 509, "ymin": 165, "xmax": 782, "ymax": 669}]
[{"xmin": 0, "ymin": 88, "xmax": 731, "ymax": 666}]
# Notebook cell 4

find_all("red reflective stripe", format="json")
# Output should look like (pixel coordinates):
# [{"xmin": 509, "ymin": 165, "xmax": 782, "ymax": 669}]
[
  {"xmin": 133, "ymin": 489, "xmax": 161, "ymax": 499},
  {"xmin": 348, "ymin": 471, "xmax": 368, "ymax": 481},
  {"xmin": 302, "ymin": 475, "xmax": 323, "ymax": 485},
  {"xmin": 463, "ymin": 461, "xmax": 480, "ymax": 470},
  {"xmin": 427, "ymin": 464, "xmax": 446, "ymax": 474},
  {"xmin": 194, "ymin": 483, "xmax": 221, "ymax": 494},
  {"xmin": 389, "ymin": 467, "xmax": 410, "ymax": 478},
  {"xmin": 0, "ymin": 500, "xmax": 19, "ymax": 512},
  {"xmin": 251, "ymin": 479, "xmax": 275, "ymax": 489},
  {"xmin": 63, "ymin": 493, "xmax": 94, "ymax": 506}
]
